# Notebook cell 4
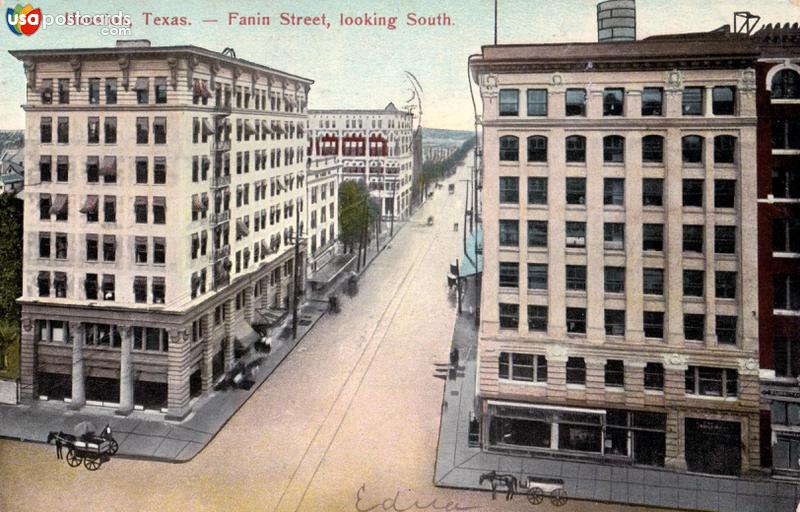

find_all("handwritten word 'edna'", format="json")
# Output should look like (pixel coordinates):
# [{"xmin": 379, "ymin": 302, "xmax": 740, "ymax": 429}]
[{"xmin": 355, "ymin": 484, "xmax": 481, "ymax": 512}]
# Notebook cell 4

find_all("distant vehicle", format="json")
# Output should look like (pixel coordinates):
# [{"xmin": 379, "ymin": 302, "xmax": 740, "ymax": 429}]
[
  {"xmin": 427, "ymin": 215, "xmax": 434, "ymax": 226},
  {"xmin": 448, "ymin": 183, "xmax": 455, "ymax": 194}
]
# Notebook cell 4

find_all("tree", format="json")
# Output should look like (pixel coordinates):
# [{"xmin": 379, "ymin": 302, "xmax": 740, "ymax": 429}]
[
  {"xmin": 0, "ymin": 321, "xmax": 18, "ymax": 371},
  {"xmin": 338, "ymin": 180, "xmax": 371, "ymax": 253},
  {"xmin": 0, "ymin": 193, "xmax": 22, "ymax": 372}
]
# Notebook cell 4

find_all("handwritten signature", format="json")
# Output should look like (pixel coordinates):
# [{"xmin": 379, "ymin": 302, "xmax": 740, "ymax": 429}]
[{"xmin": 355, "ymin": 484, "xmax": 482, "ymax": 512}]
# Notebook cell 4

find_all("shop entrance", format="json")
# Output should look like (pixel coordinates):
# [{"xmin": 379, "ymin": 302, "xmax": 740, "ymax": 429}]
[{"xmin": 685, "ymin": 418, "xmax": 741, "ymax": 476}]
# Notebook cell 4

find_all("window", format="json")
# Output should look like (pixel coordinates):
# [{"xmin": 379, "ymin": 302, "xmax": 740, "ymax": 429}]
[
  {"xmin": 684, "ymin": 314, "xmax": 705, "ymax": 341},
  {"xmin": 100, "ymin": 275, "xmax": 115, "ymax": 301},
  {"xmin": 603, "ymin": 178, "xmax": 624, "ymax": 206},
  {"xmin": 643, "ymin": 268, "xmax": 664, "ymax": 295},
  {"xmin": 38, "ymin": 155, "xmax": 51, "ymax": 183},
  {"xmin": 712, "ymin": 86, "xmax": 736, "ymax": 115},
  {"xmin": 135, "ymin": 237, "xmax": 147, "ymax": 264},
  {"xmin": 525, "ymin": 263, "xmax": 548, "ymax": 290},
  {"xmin": 642, "ymin": 178, "xmax": 663, "ymax": 207},
  {"xmin": 715, "ymin": 226, "xmax": 736, "ymax": 254},
  {"xmin": 772, "ymin": 119, "xmax": 800, "ymax": 150},
  {"xmin": 775, "ymin": 274, "xmax": 800, "ymax": 311},
  {"xmin": 87, "ymin": 117, "xmax": 99, "ymax": 144},
  {"xmin": 714, "ymin": 135, "xmax": 736, "ymax": 164},
  {"xmin": 644, "ymin": 311, "xmax": 664, "ymax": 339},
  {"xmin": 528, "ymin": 220, "xmax": 547, "ymax": 247},
  {"xmin": 85, "ymin": 273, "xmax": 98, "ymax": 300},
  {"xmin": 105, "ymin": 78, "xmax": 117, "ymax": 104},
  {"xmin": 774, "ymin": 337, "xmax": 800, "ymax": 378},
  {"xmin": 641, "ymin": 135, "xmax": 664, "ymax": 163},
  {"xmin": 604, "ymin": 223, "xmax": 624, "ymax": 251},
  {"xmin": 134, "ymin": 277, "xmax": 147, "ymax": 303},
  {"xmin": 644, "ymin": 363, "xmax": 664, "ymax": 390},
  {"xmin": 55, "ymin": 275, "xmax": 67, "ymax": 301},
  {"xmin": 88, "ymin": 78, "xmax": 100, "ymax": 104},
  {"xmin": 104, "ymin": 117, "xmax": 117, "ymax": 144},
  {"xmin": 528, "ymin": 305, "xmax": 548, "ymax": 331},
  {"xmin": 566, "ymin": 307, "xmax": 586, "ymax": 334},
  {"xmin": 566, "ymin": 177, "xmax": 585, "ymax": 204},
  {"xmin": 641, "ymin": 87, "xmax": 663, "ymax": 116},
  {"xmin": 57, "ymin": 117, "xmax": 69, "ymax": 143},
  {"xmin": 714, "ymin": 179, "xmax": 736, "ymax": 208},
  {"xmin": 58, "ymin": 79, "xmax": 69, "ymax": 104},
  {"xmin": 102, "ymin": 235, "xmax": 116, "ymax": 262},
  {"xmin": 565, "ymin": 89, "xmax": 586, "ymax": 116},
  {"xmin": 155, "ymin": 77, "xmax": 167, "ymax": 104},
  {"xmin": 153, "ymin": 238, "xmax": 166, "ymax": 264},
  {"xmin": 566, "ymin": 265, "xmax": 587, "ymax": 291},
  {"xmin": 527, "ymin": 136, "xmax": 547, "ymax": 162},
  {"xmin": 55, "ymin": 233, "xmax": 67, "ymax": 259},
  {"xmin": 681, "ymin": 225, "xmax": 703, "ymax": 253},
  {"xmin": 499, "ymin": 136, "xmax": 519, "ymax": 161},
  {"xmin": 682, "ymin": 135, "xmax": 704, "ymax": 163},
  {"xmin": 134, "ymin": 197, "xmax": 148, "ymax": 223},
  {"xmin": 566, "ymin": 357, "xmax": 586, "ymax": 385},
  {"xmin": 603, "ymin": 135, "xmax": 625, "ymax": 163},
  {"xmin": 499, "ymin": 220, "xmax": 519, "ymax": 246},
  {"xmin": 715, "ymin": 271, "xmax": 737, "ymax": 299},
  {"xmin": 565, "ymin": 222, "xmax": 585, "ymax": 248},
  {"xmin": 774, "ymin": 218, "xmax": 800, "ymax": 253},
  {"xmin": 153, "ymin": 197, "xmax": 166, "ymax": 224},
  {"xmin": 685, "ymin": 366, "xmax": 738, "ymax": 397},
  {"xmin": 528, "ymin": 177, "xmax": 547, "ymax": 204},
  {"xmin": 55, "ymin": 156, "xmax": 68, "ymax": 182},
  {"xmin": 499, "ymin": 89, "xmax": 519, "ymax": 116},
  {"xmin": 499, "ymin": 262, "xmax": 519, "ymax": 288},
  {"xmin": 86, "ymin": 235, "xmax": 98, "ymax": 261},
  {"xmin": 527, "ymin": 89, "xmax": 547, "ymax": 116},
  {"xmin": 605, "ymin": 311, "xmax": 625, "ymax": 337},
  {"xmin": 605, "ymin": 266, "xmax": 625, "ymax": 294},
  {"xmin": 136, "ymin": 117, "xmax": 149, "ymax": 144},
  {"xmin": 40, "ymin": 79, "xmax": 52, "ymax": 104},
  {"xmin": 135, "ymin": 78, "xmax": 149, "ymax": 104},
  {"xmin": 602, "ymin": 88, "xmax": 624, "ymax": 116},
  {"xmin": 499, "ymin": 352, "xmax": 547, "ymax": 382},
  {"xmin": 38, "ymin": 232, "xmax": 51, "ymax": 258},
  {"xmin": 37, "ymin": 271, "xmax": 50, "ymax": 297},
  {"xmin": 683, "ymin": 179, "xmax": 703, "ymax": 207},
  {"xmin": 643, "ymin": 224, "xmax": 663, "ymax": 251},
  {"xmin": 499, "ymin": 177, "xmax": 519, "ymax": 203},
  {"xmin": 772, "ymin": 69, "xmax": 800, "ymax": 99},
  {"xmin": 682, "ymin": 86, "xmax": 704, "ymax": 115},
  {"xmin": 683, "ymin": 269, "xmax": 704, "ymax": 297},
  {"xmin": 39, "ymin": 195, "xmax": 51, "ymax": 221},
  {"xmin": 605, "ymin": 360, "xmax": 625, "ymax": 386},
  {"xmin": 772, "ymin": 169, "xmax": 800, "ymax": 199},
  {"xmin": 40, "ymin": 117, "xmax": 52, "ymax": 143},
  {"xmin": 153, "ymin": 157, "xmax": 166, "ymax": 184},
  {"xmin": 153, "ymin": 117, "xmax": 167, "ymax": 144},
  {"xmin": 716, "ymin": 315, "xmax": 737, "ymax": 344},
  {"xmin": 565, "ymin": 135, "xmax": 586, "ymax": 162},
  {"xmin": 499, "ymin": 303, "xmax": 519, "ymax": 329},
  {"xmin": 152, "ymin": 277, "xmax": 165, "ymax": 304},
  {"xmin": 103, "ymin": 196, "xmax": 116, "ymax": 223}
]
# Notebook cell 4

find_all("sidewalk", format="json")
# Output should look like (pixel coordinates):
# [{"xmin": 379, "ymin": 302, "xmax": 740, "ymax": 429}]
[
  {"xmin": 433, "ymin": 277, "xmax": 800, "ymax": 512},
  {"xmin": 0, "ymin": 222, "xmax": 406, "ymax": 463}
]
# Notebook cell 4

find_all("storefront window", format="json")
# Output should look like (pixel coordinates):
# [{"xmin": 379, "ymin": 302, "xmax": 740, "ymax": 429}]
[{"xmin": 773, "ymin": 436, "xmax": 800, "ymax": 472}]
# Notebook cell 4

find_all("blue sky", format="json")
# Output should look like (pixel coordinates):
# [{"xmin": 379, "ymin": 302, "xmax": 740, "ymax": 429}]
[{"xmin": 0, "ymin": 0, "xmax": 798, "ymax": 130}]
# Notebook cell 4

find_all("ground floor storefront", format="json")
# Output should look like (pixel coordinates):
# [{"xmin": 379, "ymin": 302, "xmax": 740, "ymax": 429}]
[{"xmin": 761, "ymin": 383, "xmax": 800, "ymax": 478}]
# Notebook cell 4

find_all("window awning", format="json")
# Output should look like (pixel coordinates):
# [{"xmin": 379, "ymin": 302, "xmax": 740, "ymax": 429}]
[
  {"xmin": 200, "ymin": 81, "xmax": 211, "ymax": 98},
  {"xmin": 232, "ymin": 320, "xmax": 261, "ymax": 349},
  {"xmin": 152, "ymin": 197, "xmax": 166, "ymax": 208},
  {"xmin": 133, "ymin": 77, "xmax": 149, "ymax": 91},
  {"xmin": 192, "ymin": 195, "xmax": 208, "ymax": 212},
  {"xmin": 274, "ymin": 123, "xmax": 285, "ymax": 135},
  {"xmin": 99, "ymin": 156, "xmax": 117, "ymax": 176},
  {"xmin": 39, "ymin": 155, "xmax": 51, "ymax": 165},
  {"xmin": 260, "ymin": 239, "xmax": 268, "ymax": 254},
  {"xmin": 459, "ymin": 227, "xmax": 483, "ymax": 278},
  {"xmin": 202, "ymin": 118, "xmax": 215, "ymax": 136},
  {"xmin": 236, "ymin": 219, "xmax": 249, "ymax": 237},
  {"xmin": 79, "ymin": 195, "xmax": 98, "ymax": 214},
  {"xmin": 262, "ymin": 121, "xmax": 271, "ymax": 134},
  {"xmin": 244, "ymin": 120, "xmax": 255, "ymax": 136},
  {"xmin": 193, "ymin": 80, "xmax": 202, "ymax": 96},
  {"xmin": 49, "ymin": 194, "xmax": 68, "ymax": 215}
]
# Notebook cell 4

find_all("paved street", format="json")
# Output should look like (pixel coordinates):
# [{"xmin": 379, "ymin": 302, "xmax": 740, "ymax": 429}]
[{"xmin": 0, "ymin": 161, "xmax": 651, "ymax": 512}]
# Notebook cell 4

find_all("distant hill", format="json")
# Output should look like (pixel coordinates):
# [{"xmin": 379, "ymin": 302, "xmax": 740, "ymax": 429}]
[{"xmin": 422, "ymin": 127, "xmax": 473, "ymax": 148}]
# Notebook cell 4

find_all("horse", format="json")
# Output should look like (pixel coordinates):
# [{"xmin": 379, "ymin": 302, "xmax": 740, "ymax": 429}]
[{"xmin": 479, "ymin": 470, "xmax": 517, "ymax": 500}]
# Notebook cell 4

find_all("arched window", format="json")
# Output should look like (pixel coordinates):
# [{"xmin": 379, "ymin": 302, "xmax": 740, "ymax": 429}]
[
  {"xmin": 603, "ymin": 135, "xmax": 625, "ymax": 163},
  {"xmin": 682, "ymin": 135, "xmax": 704, "ymax": 164},
  {"xmin": 772, "ymin": 69, "xmax": 800, "ymax": 100},
  {"xmin": 565, "ymin": 135, "xmax": 586, "ymax": 163},
  {"xmin": 527, "ymin": 136, "xmax": 547, "ymax": 162},
  {"xmin": 499, "ymin": 136, "xmax": 519, "ymax": 162},
  {"xmin": 714, "ymin": 135, "xmax": 737, "ymax": 164},
  {"xmin": 642, "ymin": 135, "xmax": 664, "ymax": 163}
]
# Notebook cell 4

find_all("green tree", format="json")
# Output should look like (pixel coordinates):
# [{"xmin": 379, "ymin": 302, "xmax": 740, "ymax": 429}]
[
  {"xmin": 338, "ymin": 180, "xmax": 372, "ymax": 253},
  {"xmin": 0, "ymin": 193, "xmax": 22, "ymax": 373},
  {"xmin": 0, "ymin": 321, "xmax": 19, "ymax": 371}
]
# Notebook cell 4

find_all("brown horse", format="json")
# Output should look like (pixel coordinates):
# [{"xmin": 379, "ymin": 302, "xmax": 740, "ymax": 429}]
[{"xmin": 479, "ymin": 470, "xmax": 517, "ymax": 500}]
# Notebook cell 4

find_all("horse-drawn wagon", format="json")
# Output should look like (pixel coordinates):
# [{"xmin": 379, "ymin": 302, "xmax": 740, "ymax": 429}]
[{"xmin": 47, "ymin": 422, "xmax": 118, "ymax": 471}]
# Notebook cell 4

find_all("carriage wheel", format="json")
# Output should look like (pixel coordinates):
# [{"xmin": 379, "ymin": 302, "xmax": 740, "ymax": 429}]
[
  {"xmin": 550, "ymin": 488, "xmax": 568, "ymax": 507},
  {"xmin": 65, "ymin": 449, "xmax": 83, "ymax": 467},
  {"xmin": 527, "ymin": 486, "xmax": 544, "ymax": 505},
  {"xmin": 84, "ymin": 457, "xmax": 101, "ymax": 471},
  {"xmin": 108, "ymin": 439, "xmax": 119, "ymax": 455}
]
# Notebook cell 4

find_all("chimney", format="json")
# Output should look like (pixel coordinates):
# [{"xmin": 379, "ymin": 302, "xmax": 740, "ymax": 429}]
[{"xmin": 597, "ymin": 0, "xmax": 636, "ymax": 42}]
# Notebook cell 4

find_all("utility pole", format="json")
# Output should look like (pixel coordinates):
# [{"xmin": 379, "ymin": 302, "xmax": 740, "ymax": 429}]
[
  {"xmin": 494, "ymin": 0, "xmax": 498, "ymax": 45},
  {"xmin": 361, "ymin": 197, "xmax": 369, "ymax": 268},
  {"xmin": 291, "ymin": 196, "xmax": 302, "ymax": 340},
  {"xmin": 390, "ymin": 184, "xmax": 395, "ymax": 237},
  {"xmin": 456, "ymin": 258, "xmax": 462, "ymax": 314}
]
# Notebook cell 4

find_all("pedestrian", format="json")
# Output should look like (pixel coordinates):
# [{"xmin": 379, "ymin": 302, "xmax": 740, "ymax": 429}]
[{"xmin": 55, "ymin": 438, "xmax": 63, "ymax": 460}]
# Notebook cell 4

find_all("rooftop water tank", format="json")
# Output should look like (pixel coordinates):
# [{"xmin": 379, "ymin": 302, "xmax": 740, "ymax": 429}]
[{"xmin": 597, "ymin": 0, "xmax": 636, "ymax": 41}]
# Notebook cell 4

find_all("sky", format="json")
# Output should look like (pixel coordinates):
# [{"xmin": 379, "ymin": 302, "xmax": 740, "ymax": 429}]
[{"xmin": 0, "ymin": 0, "xmax": 798, "ymax": 131}]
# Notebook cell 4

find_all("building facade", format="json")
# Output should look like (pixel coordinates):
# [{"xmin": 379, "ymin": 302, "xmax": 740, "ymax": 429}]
[
  {"xmin": 11, "ymin": 41, "xmax": 311, "ymax": 420},
  {"xmin": 305, "ymin": 155, "xmax": 340, "ymax": 276},
  {"xmin": 307, "ymin": 104, "xmax": 414, "ymax": 220},
  {"xmin": 754, "ymin": 24, "xmax": 800, "ymax": 477},
  {"xmin": 471, "ymin": 32, "xmax": 763, "ymax": 476}
]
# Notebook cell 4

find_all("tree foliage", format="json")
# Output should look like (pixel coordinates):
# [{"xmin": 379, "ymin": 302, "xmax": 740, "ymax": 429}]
[
  {"xmin": 0, "ymin": 194, "xmax": 22, "ymax": 325},
  {"xmin": 338, "ymin": 180, "xmax": 376, "ymax": 252},
  {"xmin": 421, "ymin": 136, "xmax": 477, "ymax": 186}
]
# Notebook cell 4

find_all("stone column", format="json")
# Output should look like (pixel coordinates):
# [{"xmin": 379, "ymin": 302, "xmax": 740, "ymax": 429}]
[
  {"xmin": 663, "ymin": 355, "xmax": 688, "ymax": 471},
  {"xmin": 200, "ymin": 314, "xmax": 214, "ymax": 391},
  {"xmin": 166, "ymin": 328, "xmax": 192, "ymax": 421},
  {"xmin": 19, "ymin": 315, "xmax": 37, "ymax": 401},
  {"xmin": 117, "ymin": 326, "xmax": 134, "ymax": 415},
  {"xmin": 243, "ymin": 286, "xmax": 253, "ymax": 324},
  {"xmin": 69, "ymin": 322, "xmax": 85, "ymax": 410},
  {"xmin": 223, "ymin": 300, "xmax": 234, "ymax": 370}
]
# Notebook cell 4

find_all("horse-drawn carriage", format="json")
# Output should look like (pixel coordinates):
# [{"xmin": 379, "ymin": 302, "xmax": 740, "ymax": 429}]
[
  {"xmin": 47, "ymin": 422, "xmax": 118, "ymax": 471},
  {"xmin": 480, "ymin": 471, "xmax": 567, "ymax": 506}
]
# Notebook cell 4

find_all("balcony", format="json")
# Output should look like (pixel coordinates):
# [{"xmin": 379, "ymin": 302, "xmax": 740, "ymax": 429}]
[
  {"xmin": 210, "ymin": 174, "xmax": 230, "ymax": 189},
  {"xmin": 211, "ymin": 245, "xmax": 230, "ymax": 261},
  {"xmin": 212, "ymin": 139, "xmax": 231, "ymax": 153},
  {"xmin": 210, "ymin": 210, "xmax": 230, "ymax": 225}
]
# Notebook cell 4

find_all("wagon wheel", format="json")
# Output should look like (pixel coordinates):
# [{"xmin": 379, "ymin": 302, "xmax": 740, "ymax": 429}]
[
  {"xmin": 108, "ymin": 439, "xmax": 119, "ymax": 455},
  {"xmin": 65, "ymin": 449, "xmax": 83, "ymax": 467},
  {"xmin": 527, "ymin": 486, "xmax": 544, "ymax": 505},
  {"xmin": 84, "ymin": 456, "xmax": 101, "ymax": 471},
  {"xmin": 550, "ymin": 488, "xmax": 568, "ymax": 507}
]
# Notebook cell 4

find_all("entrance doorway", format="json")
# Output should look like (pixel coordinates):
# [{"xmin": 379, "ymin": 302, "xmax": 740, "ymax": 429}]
[{"xmin": 685, "ymin": 418, "xmax": 741, "ymax": 476}]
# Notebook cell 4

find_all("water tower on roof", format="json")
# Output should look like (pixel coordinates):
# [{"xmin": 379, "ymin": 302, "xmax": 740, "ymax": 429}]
[{"xmin": 597, "ymin": 0, "xmax": 636, "ymax": 42}]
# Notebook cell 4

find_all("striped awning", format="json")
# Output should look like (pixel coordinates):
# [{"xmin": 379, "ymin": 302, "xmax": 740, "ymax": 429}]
[
  {"xmin": 202, "ymin": 118, "xmax": 215, "ymax": 136},
  {"xmin": 236, "ymin": 219, "xmax": 249, "ymax": 237},
  {"xmin": 49, "ymin": 194, "xmax": 68, "ymax": 215},
  {"xmin": 79, "ymin": 195, "xmax": 98, "ymax": 214},
  {"xmin": 99, "ymin": 156, "xmax": 117, "ymax": 176}
]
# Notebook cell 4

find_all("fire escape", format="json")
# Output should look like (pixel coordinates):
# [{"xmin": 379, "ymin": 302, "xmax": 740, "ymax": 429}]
[{"xmin": 211, "ymin": 89, "xmax": 232, "ymax": 290}]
